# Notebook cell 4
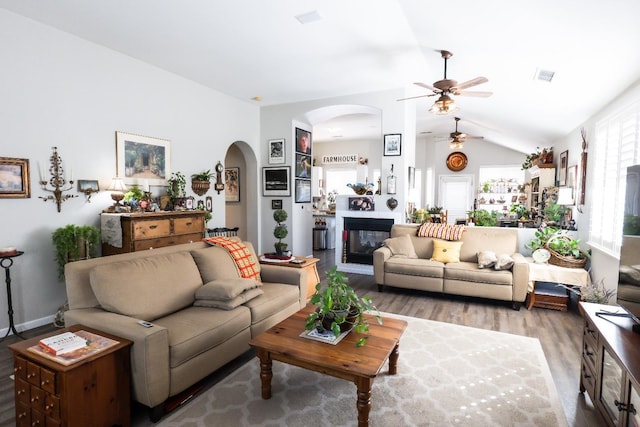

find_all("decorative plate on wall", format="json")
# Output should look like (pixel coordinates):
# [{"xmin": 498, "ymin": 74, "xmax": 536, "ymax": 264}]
[{"xmin": 446, "ymin": 152, "xmax": 468, "ymax": 171}]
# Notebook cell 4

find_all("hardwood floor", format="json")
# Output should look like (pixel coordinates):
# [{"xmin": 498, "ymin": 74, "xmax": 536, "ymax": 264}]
[{"xmin": 0, "ymin": 249, "xmax": 604, "ymax": 426}]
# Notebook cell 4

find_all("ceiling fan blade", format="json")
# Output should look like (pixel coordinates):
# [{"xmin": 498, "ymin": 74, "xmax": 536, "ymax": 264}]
[
  {"xmin": 396, "ymin": 93, "xmax": 436, "ymax": 101},
  {"xmin": 455, "ymin": 90, "xmax": 493, "ymax": 98},
  {"xmin": 452, "ymin": 76, "xmax": 488, "ymax": 91},
  {"xmin": 414, "ymin": 82, "xmax": 439, "ymax": 92}
]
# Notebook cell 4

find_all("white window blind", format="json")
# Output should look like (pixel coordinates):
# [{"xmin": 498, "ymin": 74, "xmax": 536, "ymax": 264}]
[{"xmin": 589, "ymin": 101, "xmax": 640, "ymax": 255}]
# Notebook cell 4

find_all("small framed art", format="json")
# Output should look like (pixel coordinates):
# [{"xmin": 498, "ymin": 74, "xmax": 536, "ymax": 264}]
[
  {"xmin": 295, "ymin": 179, "xmax": 311, "ymax": 203},
  {"xmin": 558, "ymin": 150, "xmax": 568, "ymax": 186},
  {"xmin": 0, "ymin": 157, "xmax": 30, "ymax": 198},
  {"xmin": 263, "ymin": 167, "xmax": 291, "ymax": 197},
  {"xmin": 268, "ymin": 139, "xmax": 285, "ymax": 164},
  {"xmin": 225, "ymin": 167, "xmax": 240, "ymax": 203},
  {"xmin": 271, "ymin": 199, "xmax": 282, "ymax": 210},
  {"xmin": 383, "ymin": 134, "xmax": 402, "ymax": 156}
]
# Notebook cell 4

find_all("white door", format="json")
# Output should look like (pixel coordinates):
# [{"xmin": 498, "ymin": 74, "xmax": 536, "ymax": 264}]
[{"xmin": 439, "ymin": 175, "xmax": 474, "ymax": 224}]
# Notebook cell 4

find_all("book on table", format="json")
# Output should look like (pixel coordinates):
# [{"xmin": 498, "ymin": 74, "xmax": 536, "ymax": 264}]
[
  {"xmin": 39, "ymin": 332, "xmax": 89, "ymax": 355},
  {"xmin": 29, "ymin": 330, "xmax": 120, "ymax": 366}
]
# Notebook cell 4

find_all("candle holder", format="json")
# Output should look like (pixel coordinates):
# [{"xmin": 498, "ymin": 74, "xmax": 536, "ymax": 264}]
[{"xmin": 39, "ymin": 146, "xmax": 77, "ymax": 212}]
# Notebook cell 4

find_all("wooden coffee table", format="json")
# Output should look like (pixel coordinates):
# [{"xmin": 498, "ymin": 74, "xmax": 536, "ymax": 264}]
[{"xmin": 248, "ymin": 306, "xmax": 407, "ymax": 427}]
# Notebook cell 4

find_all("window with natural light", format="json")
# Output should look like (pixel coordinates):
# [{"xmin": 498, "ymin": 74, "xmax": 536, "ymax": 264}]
[
  {"xmin": 589, "ymin": 100, "xmax": 640, "ymax": 255},
  {"xmin": 325, "ymin": 169, "xmax": 357, "ymax": 195}
]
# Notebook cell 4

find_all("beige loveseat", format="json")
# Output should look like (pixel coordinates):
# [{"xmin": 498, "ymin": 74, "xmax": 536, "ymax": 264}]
[
  {"xmin": 64, "ymin": 240, "xmax": 306, "ymax": 420},
  {"xmin": 373, "ymin": 224, "xmax": 529, "ymax": 310}
]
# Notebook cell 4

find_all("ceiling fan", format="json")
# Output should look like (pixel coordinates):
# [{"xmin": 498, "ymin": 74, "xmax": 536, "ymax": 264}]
[
  {"xmin": 398, "ymin": 50, "xmax": 492, "ymax": 114},
  {"xmin": 442, "ymin": 117, "xmax": 484, "ymax": 149}
]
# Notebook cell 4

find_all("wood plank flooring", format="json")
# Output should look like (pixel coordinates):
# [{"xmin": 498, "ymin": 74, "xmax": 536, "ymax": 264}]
[{"xmin": 0, "ymin": 249, "xmax": 604, "ymax": 426}]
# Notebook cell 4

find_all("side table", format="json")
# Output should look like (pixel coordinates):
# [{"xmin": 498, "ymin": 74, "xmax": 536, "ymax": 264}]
[
  {"xmin": 9, "ymin": 325, "xmax": 132, "ymax": 427},
  {"xmin": 526, "ymin": 258, "xmax": 590, "ymax": 310},
  {"xmin": 1, "ymin": 250, "xmax": 25, "ymax": 341},
  {"xmin": 259, "ymin": 256, "xmax": 320, "ymax": 301}
]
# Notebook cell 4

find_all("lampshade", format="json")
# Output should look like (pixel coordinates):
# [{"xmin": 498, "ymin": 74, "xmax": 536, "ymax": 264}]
[
  {"xmin": 557, "ymin": 187, "xmax": 574, "ymax": 205},
  {"xmin": 107, "ymin": 177, "xmax": 127, "ymax": 192},
  {"xmin": 449, "ymin": 140, "xmax": 463, "ymax": 150},
  {"xmin": 429, "ymin": 94, "xmax": 458, "ymax": 115}
]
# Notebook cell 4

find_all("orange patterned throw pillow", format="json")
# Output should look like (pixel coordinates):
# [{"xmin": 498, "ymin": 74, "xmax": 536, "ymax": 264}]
[
  {"xmin": 203, "ymin": 237, "xmax": 261, "ymax": 282},
  {"xmin": 417, "ymin": 223, "xmax": 466, "ymax": 241}
]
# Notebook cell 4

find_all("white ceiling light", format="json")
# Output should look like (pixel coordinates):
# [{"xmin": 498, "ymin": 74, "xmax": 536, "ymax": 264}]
[
  {"xmin": 534, "ymin": 68, "xmax": 555, "ymax": 83},
  {"xmin": 295, "ymin": 10, "xmax": 322, "ymax": 24},
  {"xmin": 429, "ymin": 94, "xmax": 458, "ymax": 115}
]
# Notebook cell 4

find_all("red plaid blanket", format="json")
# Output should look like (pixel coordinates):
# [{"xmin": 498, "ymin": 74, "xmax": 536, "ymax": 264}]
[{"xmin": 203, "ymin": 237, "xmax": 261, "ymax": 282}]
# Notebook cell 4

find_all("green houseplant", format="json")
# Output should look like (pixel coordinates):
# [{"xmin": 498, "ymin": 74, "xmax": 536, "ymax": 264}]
[
  {"xmin": 123, "ymin": 185, "xmax": 145, "ymax": 203},
  {"xmin": 52, "ymin": 224, "xmax": 100, "ymax": 281},
  {"xmin": 167, "ymin": 171, "xmax": 186, "ymax": 201},
  {"xmin": 273, "ymin": 208, "xmax": 288, "ymax": 254},
  {"xmin": 543, "ymin": 202, "xmax": 567, "ymax": 224},
  {"xmin": 191, "ymin": 169, "xmax": 212, "ymax": 196},
  {"xmin": 467, "ymin": 209, "xmax": 498, "ymax": 226},
  {"xmin": 305, "ymin": 266, "xmax": 381, "ymax": 346}
]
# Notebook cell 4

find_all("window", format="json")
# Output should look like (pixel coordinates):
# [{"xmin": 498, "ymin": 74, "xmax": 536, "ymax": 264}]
[
  {"xmin": 325, "ymin": 169, "xmax": 357, "ymax": 195},
  {"xmin": 589, "ymin": 101, "xmax": 640, "ymax": 255}
]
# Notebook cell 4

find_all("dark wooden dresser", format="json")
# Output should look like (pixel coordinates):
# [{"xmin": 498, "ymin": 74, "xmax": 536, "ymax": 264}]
[{"xmin": 102, "ymin": 211, "xmax": 205, "ymax": 255}]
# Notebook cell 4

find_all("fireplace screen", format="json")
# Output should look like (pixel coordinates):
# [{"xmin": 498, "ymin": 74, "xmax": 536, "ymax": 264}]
[{"xmin": 343, "ymin": 217, "xmax": 394, "ymax": 265}]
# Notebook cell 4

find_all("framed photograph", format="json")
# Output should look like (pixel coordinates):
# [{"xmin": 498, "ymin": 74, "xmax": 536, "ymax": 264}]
[
  {"xmin": 225, "ymin": 167, "xmax": 240, "ymax": 203},
  {"xmin": 185, "ymin": 197, "xmax": 194, "ymax": 210},
  {"xmin": 271, "ymin": 199, "xmax": 282, "ymax": 210},
  {"xmin": 295, "ymin": 179, "xmax": 311, "ymax": 203},
  {"xmin": 206, "ymin": 196, "xmax": 213, "ymax": 212},
  {"xmin": 558, "ymin": 150, "xmax": 568, "ymax": 186},
  {"xmin": 263, "ymin": 166, "xmax": 291, "ymax": 197},
  {"xmin": 295, "ymin": 128, "xmax": 312, "ymax": 155},
  {"xmin": 116, "ymin": 131, "xmax": 170, "ymax": 186},
  {"xmin": 295, "ymin": 153, "xmax": 311, "ymax": 178},
  {"xmin": 383, "ymin": 134, "xmax": 402, "ymax": 156},
  {"xmin": 349, "ymin": 196, "xmax": 375, "ymax": 211},
  {"xmin": 0, "ymin": 157, "xmax": 30, "ymax": 198},
  {"xmin": 268, "ymin": 139, "xmax": 285, "ymax": 164},
  {"xmin": 77, "ymin": 180, "xmax": 99, "ymax": 192}
]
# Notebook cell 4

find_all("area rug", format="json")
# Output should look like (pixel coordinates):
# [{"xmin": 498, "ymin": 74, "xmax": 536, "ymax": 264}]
[{"xmin": 157, "ymin": 313, "xmax": 567, "ymax": 426}]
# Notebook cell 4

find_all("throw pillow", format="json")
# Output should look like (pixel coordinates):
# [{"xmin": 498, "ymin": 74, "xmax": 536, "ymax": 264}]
[
  {"xmin": 494, "ymin": 254, "xmax": 515, "ymax": 270},
  {"xmin": 194, "ymin": 288, "xmax": 264, "ymax": 310},
  {"xmin": 417, "ymin": 223, "xmax": 466, "ymax": 241},
  {"xmin": 202, "ymin": 237, "xmax": 261, "ymax": 282},
  {"xmin": 430, "ymin": 239, "xmax": 463, "ymax": 263},
  {"xmin": 477, "ymin": 251, "xmax": 498, "ymax": 269},
  {"xmin": 383, "ymin": 234, "xmax": 418, "ymax": 258},
  {"xmin": 196, "ymin": 278, "xmax": 262, "ymax": 301}
]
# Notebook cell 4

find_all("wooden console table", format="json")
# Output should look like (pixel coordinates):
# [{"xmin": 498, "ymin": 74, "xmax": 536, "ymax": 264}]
[
  {"xmin": 259, "ymin": 256, "xmax": 320, "ymax": 301},
  {"xmin": 526, "ymin": 259, "xmax": 589, "ymax": 310}
]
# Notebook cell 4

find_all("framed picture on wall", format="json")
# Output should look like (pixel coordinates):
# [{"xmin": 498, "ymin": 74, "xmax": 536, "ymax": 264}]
[
  {"xmin": 0, "ymin": 157, "xmax": 30, "ymax": 198},
  {"xmin": 225, "ymin": 167, "xmax": 240, "ymax": 203},
  {"xmin": 558, "ymin": 150, "xmax": 568, "ymax": 186},
  {"xmin": 295, "ymin": 128, "xmax": 311, "ymax": 155},
  {"xmin": 383, "ymin": 134, "xmax": 402, "ymax": 156},
  {"xmin": 271, "ymin": 199, "xmax": 282, "ymax": 209},
  {"xmin": 262, "ymin": 166, "xmax": 290, "ymax": 197},
  {"xmin": 268, "ymin": 139, "xmax": 285, "ymax": 164},
  {"xmin": 116, "ymin": 131, "xmax": 170, "ymax": 186},
  {"xmin": 295, "ymin": 179, "xmax": 311, "ymax": 203}
]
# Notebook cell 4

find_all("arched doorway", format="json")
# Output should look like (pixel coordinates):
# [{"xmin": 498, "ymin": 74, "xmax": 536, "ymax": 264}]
[{"xmin": 223, "ymin": 141, "xmax": 258, "ymax": 244}]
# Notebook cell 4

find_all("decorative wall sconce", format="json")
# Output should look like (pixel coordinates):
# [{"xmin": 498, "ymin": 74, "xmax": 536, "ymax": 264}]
[
  {"xmin": 77, "ymin": 180, "xmax": 100, "ymax": 202},
  {"xmin": 38, "ymin": 146, "xmax": 76, "ymax": 212}
]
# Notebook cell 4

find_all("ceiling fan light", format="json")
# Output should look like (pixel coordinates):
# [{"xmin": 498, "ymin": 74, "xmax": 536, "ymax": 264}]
[
  {"xmin": 429, "ymin": 94, "xmax": 457, "ymax": 115},
  {"xmin": 449, "ymin": 140, "xmax": 463, "ymax": 150}
]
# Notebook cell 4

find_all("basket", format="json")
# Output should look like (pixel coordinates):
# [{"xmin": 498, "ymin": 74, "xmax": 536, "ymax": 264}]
[{"xmin": 544, "ymin": 234, "xmax": 587, "ymax": 269}]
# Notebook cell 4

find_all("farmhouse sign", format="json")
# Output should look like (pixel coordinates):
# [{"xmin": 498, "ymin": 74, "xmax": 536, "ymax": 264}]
[{"xmin": 321, "ymin": 154, "xmax": 358, "ymax": 165}]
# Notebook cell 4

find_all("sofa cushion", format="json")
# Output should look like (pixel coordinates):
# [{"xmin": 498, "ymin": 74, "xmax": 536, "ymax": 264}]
[
  {"xmin": 153, "ymin": 305, "xmax": 251, "ymax": 368},
  {"xmin": 477, "ymin": 251, "xmax": 498, "ymax": 269},
  {"xmin": 383, "ymin": 234, "xmax": 418, "ymax": 258},
  {"xmin": 494, "ymin": 254, "xmax": 515, "ymax": 270},
  {"xmin": 445, "ymin": 262, "xmax": 513, "ymax": 285},
  {"xmin": 90, "ymin": 252, "xmax": 203, "ymax": 321},
  {"xmin": 191, "ymin": 246, "xmax": 244, "ymax": 282},
  {"xmin": 431, "ymin": 239, "xmax": 463, "ymax": 263},
  {"xmin": 196, "ymin": 278, "xmax": 262, "ymax": 301},
  {"xmin": 385, "ymin": 257, "xmax": 444, "ymax": 278},
  {"xmin": 202, "ymin": 237, "xmax": 261, "ymax": 281},
  {"xmin": 417, "ymin": 223, "xmax": 466, "ymax": 241},
  {"xmin": 194, "ymin": 288, "xmax": 264, "ymax": 310},
  {"xmin": 243, "ymin": 283, "xmax": 299, "ymax": 325}
]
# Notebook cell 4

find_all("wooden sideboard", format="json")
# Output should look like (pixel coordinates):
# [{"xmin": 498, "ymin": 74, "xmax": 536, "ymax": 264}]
[
  {"xmin": 579, "ymin": 302, "xmax": 640, "ymax": 426},
  {"xmin": 102, "ymin": 211, "xmax": 206, "ymax": 255}
]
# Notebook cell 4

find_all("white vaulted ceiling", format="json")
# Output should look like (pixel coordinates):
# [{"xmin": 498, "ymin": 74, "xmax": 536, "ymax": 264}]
[{"xmin": 2, "ymin": 0, "xmax": 639, "ymax": 152}]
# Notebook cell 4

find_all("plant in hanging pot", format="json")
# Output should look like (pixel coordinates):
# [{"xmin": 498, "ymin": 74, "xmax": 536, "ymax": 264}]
[
  {"xmin": 273, "ymin": 208, "xmax": 289, "ymax": 255},
  {"xmin": 191, "ymin": 169, "xmax": 212, "ymax": 196},
  {"xmin": 305, "ymin": 266, "xmax": 382, "ymax": 347}
]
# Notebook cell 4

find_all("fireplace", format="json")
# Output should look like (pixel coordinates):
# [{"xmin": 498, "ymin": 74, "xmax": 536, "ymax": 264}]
[{"xmin": 343, "ymin": 217, "xmax": 394, "ymax": 265}]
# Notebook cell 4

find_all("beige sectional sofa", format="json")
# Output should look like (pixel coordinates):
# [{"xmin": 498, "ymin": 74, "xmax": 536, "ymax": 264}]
[
  {"xmin": 373, "ymin": 224, "xmax": 529, "ymax": 310},
  {"xmin": 64, "ymin": 240, "xmax": 307, "ymax": 421}
]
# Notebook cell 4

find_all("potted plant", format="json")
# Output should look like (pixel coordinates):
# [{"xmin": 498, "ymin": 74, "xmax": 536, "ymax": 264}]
[
  {"xmin": 273, "ymin": 208, "xmax": 289, "ymax": 255},
  {"xmin": 167, "ymin": 171, "xmax": 186, "ymax": 202},
  {"xmin": 543, "ymin": 202, "xmax": 567, "ymax": 225},
  {"xmin": 191, "ymin": 169, "xmax": 212, "ymax": 196},
  {"xmin": 123, "ymin": 185, "xmax": 145, "ymax": 206},
  {"xmin": 525, "ymin": 226, "xmax": 588, "ymax": 268},
  {"xmin": 467, "ymin": 209, "xmax": 498, "ymax": 226},
  {"xmin": 305, "ymin": 266, "xmax": 382, "ymax": 346},
  {"xmin": 509, "ymin": 203, "xmax": 530, "ymax": 220},
  {"xmin": 52, "ymin": 224, "xmax": 100, "ymax": 280}
]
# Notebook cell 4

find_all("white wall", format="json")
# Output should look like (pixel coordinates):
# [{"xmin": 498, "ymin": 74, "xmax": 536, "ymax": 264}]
[{"xmin": 0, "ymin": 10, "xmax": 260, "ymax": 333}]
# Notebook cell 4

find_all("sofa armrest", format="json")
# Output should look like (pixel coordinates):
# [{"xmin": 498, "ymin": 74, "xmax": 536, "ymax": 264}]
[
  {"xmin": 260, "ymin": 264, "xmax": 308, "ymax": 307},
  {"xmin": 64, "ymin": 308, "xmax": 170, "ymax": 408},
  {"xmin": 511, "ymin": 253, "xmax": 530, "ymax": 303},
  {"xmin": 373, "ymin": 246, "xmax": 392, "ymax": 285}
]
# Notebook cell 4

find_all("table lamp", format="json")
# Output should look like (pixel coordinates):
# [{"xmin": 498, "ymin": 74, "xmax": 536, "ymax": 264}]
[{"xmin": 107, "ymin": 177, "xmax": 127, "ymax": 210}]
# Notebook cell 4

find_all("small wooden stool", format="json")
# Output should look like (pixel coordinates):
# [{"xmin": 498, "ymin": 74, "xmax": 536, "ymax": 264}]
[{"xmin": 526, "ymin": 281, "xmax": 569, "ymax": 311}]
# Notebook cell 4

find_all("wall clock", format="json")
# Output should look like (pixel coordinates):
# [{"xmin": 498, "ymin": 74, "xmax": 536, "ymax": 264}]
[
  {"xmin": 214, "ymin": 161, "xmax": 225, "ymax": 193},
  {"xmin": 446, "ymin": 152, "xmax": 468, "ymax": 172}
]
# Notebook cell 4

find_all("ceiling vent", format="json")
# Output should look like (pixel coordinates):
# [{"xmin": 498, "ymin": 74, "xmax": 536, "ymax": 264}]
[
  {"xmin": 295, "ymin": 11, "xmax": 322, "ymax": 24},
  {"xmin": 534, "ymin": 68, "xmax": 555, "ymax": 83}
]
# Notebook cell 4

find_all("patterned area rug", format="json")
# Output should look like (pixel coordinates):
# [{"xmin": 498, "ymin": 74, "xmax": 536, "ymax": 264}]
[{"xmin": 158, "ymin": 313, "xmax": 567, "ymax": 426}]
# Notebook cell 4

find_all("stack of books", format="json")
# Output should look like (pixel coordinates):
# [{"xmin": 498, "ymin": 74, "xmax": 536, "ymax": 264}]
[{"xmin": 38, "ymin": 332, "xmax": 89, "ymax": 355}]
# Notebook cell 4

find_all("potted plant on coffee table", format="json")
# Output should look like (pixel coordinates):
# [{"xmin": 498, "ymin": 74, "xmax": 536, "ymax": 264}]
[{"xmin": 305, "ymin": 266, "xmax": 382, "ymax": 347}]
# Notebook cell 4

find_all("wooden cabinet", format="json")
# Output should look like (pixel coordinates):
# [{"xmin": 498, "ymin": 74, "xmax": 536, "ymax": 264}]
[
  {"xmin": 102, "ymin": 211, "xmax": 205, "ymax": 255},
  {"xmin": 579, "ymin": 302, "xmax": 640, "ymax": 426},
  {"xmin": 9, "ymin": 325, "xmax": 132, "ymax": 427}
]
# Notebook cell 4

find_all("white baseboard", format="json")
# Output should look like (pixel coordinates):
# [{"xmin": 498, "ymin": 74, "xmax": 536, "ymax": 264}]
[{"xmin": 0, "ymin": 315, "xmax": 55, "ymax": 337}]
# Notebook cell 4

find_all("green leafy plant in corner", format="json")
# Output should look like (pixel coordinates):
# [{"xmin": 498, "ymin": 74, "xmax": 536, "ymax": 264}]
[
  {"xmin": 543, "ymin": 202, "xmax": 567, "ymax": 224},
  {"xmin": 305, "ymin": 266, "xmax": 382, "ymax": 347},
  {"xmin": 467, "ymin": 209, "xmax": 498, "ymax": 227},
  {"xmin": 52, "ymin": 224, "xmax": 100, "ymax": 281},
  {"xmin": 273, "ymin": 208, "xmax": 288, "ymax": 254}
]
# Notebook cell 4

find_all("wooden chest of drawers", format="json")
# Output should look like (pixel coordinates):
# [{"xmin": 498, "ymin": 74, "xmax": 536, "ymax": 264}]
[
  {"xmin": 102, "ymin": 211, "xmax": 205, "ymax": 255},
  {"xmin": 9, "ymin": 325, "xmax": 132, "ymax": 427}
]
